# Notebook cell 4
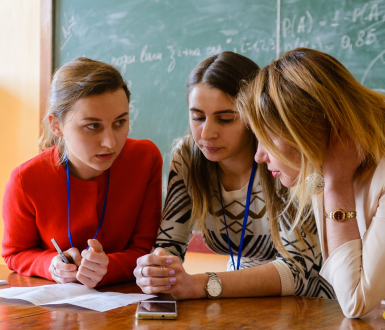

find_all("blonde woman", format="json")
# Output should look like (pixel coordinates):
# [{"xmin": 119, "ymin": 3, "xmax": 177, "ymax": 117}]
[
  {"xmin": 134, "ymin": 52, "xmax": 334, "ymax": 300},
  {"xmin": 238, "ymin": 47, "xmax": 385, "ymax": 318},
  {"xmin": 2, "ymin": 58, "xmax": 162, "ymax": 287}
]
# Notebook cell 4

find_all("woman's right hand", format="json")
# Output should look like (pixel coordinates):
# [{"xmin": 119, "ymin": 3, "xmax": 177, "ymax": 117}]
[
  {"xmin": 49, "ymin": 247, "xmax": 82, "ymax": 284},
  {"xmin": 135, "ymin": 248, "xmax": 208, "ymax": 300},
  {"xmin": 135, "ymin": 248, "xmax": 177, "ymax": 294}
]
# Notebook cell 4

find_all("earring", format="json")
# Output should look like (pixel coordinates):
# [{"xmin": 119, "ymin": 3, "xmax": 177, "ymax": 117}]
[{"xmin": 305, "ymin": 173, "xmax": 325, "ymax": 194}]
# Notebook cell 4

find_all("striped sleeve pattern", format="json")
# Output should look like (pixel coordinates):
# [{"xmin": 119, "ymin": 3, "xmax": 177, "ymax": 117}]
[
  {"xmin": 272, "ymin": 213, "xmax": 336, "ymax": 298},
  {"xmin": 154, "ymin": 139, "xmax": 335, "ymax": 299},
  {"xmin": 153, "ymin": 151, "xmax": 193, "ymax": 261}
]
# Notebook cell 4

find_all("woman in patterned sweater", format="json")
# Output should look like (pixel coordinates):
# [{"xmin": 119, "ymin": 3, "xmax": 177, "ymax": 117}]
[{"xmin": 134, "ymin": 52, "xmax": 334, "ymax": 300}]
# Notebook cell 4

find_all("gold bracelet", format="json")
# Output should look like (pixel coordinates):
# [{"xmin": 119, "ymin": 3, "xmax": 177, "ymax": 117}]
[{"xmin": 324, "ymin": 209, "xmax": 357, "ymax": 222}]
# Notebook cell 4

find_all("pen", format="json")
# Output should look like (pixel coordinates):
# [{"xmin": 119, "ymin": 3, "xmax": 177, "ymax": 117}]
[{"xmin": 51, "ymin": 238, "xmax": 71, "ymax": 264}]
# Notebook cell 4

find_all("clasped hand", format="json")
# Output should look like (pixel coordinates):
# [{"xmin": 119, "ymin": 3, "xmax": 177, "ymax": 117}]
[
  {"xmin": 134, "ymin": 247, "xmax": 194, "ymax": 299},
  {"xmin": 322, "ymin": 127, "xmax": 362, "ymax": 184},
  {"xmin": 49, "ymin": 239, "xmax": 109, "ymax": 288}
]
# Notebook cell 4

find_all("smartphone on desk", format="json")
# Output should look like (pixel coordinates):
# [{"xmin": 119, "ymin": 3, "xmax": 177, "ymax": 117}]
[{"xmin": 135, "ymin": 300, "xmax": 177, "ymax": 320}]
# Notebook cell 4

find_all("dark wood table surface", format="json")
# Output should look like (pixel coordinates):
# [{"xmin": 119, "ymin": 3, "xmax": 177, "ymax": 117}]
[{"xmin": 0, "ymin": 265, "xmax": 384, "ymax": 329}]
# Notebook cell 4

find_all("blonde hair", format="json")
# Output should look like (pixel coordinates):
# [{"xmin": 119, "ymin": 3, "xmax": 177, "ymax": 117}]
[
  {"xmin": 38, "ymin": 57, "xmax": 130, "ymax": 156},
  {"xmin": 238, "ymin": 47, "xmax": 385, "ymax": 233}
]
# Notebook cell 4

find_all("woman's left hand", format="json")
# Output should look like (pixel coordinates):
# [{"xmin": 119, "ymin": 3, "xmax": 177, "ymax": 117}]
[
  {"xmin": 322, "ymin": 127, "xmax": 361, "ymax": 184},
  {"xmin": 135, "ymin": 248, "xmax": 198, "ymax": 300},
  {"xmin": 152, "ymin": 248, "xmax": 197, "ymax": 300},
  {"xmin": 76, "ymin": 239, "xmax": 109, "ymax": 288}
]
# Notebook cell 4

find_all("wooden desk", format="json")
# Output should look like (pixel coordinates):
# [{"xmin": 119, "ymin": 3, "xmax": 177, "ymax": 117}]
[{"xmin": 0, "ymin": 265, "xmax": 383, "ymax": 329}]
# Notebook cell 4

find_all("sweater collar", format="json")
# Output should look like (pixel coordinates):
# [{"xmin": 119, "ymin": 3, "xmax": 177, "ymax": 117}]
[{"xmin": 50, "ymin": 145, "xmax": 109, "ymax": 191}]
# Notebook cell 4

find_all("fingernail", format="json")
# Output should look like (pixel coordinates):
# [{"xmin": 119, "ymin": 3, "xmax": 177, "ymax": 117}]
[
  {"xmin": 170, "ymin": 278, "xmax": 176, "ymax": 283},
  {"xmin": 169, "ymin": 270, "xmax": 175, "ymax": 276},
  {"xmin": 166, "ymin": 259, "xmax": 172, "ymax": 264},
  {"xmin": 165, "ymin": 285, "xmax": 171, "ymax": 289}
]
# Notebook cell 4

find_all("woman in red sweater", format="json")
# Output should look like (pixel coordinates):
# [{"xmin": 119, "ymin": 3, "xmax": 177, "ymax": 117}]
[{"xmin": 2, "ymin": 58, "xmax": 162, "ymax": 287}]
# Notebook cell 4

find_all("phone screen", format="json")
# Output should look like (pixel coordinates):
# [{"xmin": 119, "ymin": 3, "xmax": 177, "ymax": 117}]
[
  {"xmin": 136, "ymin": 301, "xmax": 177, "ymax": 319},
  {"xmin": 137, "ymin": 301, "xmax": 176, "ymax": 313}
]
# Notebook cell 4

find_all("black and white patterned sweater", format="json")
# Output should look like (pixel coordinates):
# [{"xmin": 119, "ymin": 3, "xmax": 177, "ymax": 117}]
[{"xmin": 154, "ymin": 139, "xmax": 335, "ymax": 298}]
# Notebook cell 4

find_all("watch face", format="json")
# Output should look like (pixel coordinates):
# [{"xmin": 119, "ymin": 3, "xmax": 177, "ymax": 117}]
[
  {"xmin": 208, "ymin": 280, "xmax": 222, "ymax": 297},
  {"xmin": 333, "ymin": 210, "xmax": 345, "ymax": 221}
]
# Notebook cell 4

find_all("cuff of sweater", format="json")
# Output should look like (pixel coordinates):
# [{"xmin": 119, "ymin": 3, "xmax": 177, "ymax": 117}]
[
  {"xmin": 319, "ymin": 239, "xmax": 362, "ymax": 284},
  {"xmin": 272, "ymin": 260, "xmax": 296, "ymax": 296},
  {"xmin": 163, "ymin": 247, "xmax": 184, "ymax": 262},
  {"xmin": 97, "ymin": 262, "xmax": 116, "ymax": 287},
  {"xmin": 44, "ymin": 252, "xmax": 57, "ymax": 281}
]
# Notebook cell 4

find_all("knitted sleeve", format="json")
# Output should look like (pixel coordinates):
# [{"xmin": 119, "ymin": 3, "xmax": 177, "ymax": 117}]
[
  {"xmin": 272, "ymin": 212, "xmax": 335, "ymax": 298},
  {"xmin": 2, "ymin": 167, "xmax": 57, "ymax": 279},
  {"xmin": 153, "ymin": 142, "xmax": 193, "ymax": 261}
]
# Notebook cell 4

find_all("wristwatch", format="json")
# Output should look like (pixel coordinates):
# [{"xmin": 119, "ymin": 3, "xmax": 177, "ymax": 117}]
[
  {"xmin": 324, "ymin": 209, "xmax": 357, "ymax": 222},
  {"xmin": 205, "ymin": 272, "xmax": 223, "ymax": 299}
]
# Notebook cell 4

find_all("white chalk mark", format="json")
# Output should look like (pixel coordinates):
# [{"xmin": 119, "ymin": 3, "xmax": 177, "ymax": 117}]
[
  {"xmin": 317, "ymin": 36, "xmax": 323, "ymax": 50},
  {"xmin": 61, "ymin": 13, "xmax": 76, "ymax": 51},
  {"xmin": 276, "ymin": 0, "xmax": 280, "ymax": 59},
  {"xmin": 60, "ymin": 34, "xmax": 73, "ymax": 51},
  {"xmin": 306, "ymin": 10, "xmax": 313, "ymax": 33},
  {"xmin": 67, "ymin": 21, "xmax": 76, "ymax": 33},
  {"xmin": 361, "ymin": 49, "xmax": 385, "ymax": 85},
  {"xmin": 219, "ymin": 30, "xmax": 238, "ymax": 36},
  {"xmin": 291, "ymin": 14, "xmax": 297, "ymax": 38},
  {"xmin": 107, "ymin": 12, "xmax": 127, "ymax": 20}
]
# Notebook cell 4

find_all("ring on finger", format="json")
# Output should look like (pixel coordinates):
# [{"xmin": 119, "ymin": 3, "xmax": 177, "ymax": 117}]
[
  {"xmin": 53, "ymin": 267, "xmax": 63, "ymax": 279},
  {"xmin": 140, "ymin": 265, "xmax": 148, "ymax": 277}
]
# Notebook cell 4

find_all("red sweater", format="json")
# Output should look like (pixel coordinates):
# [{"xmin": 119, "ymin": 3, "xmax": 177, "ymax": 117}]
[{"xmin": 2, "ymin": 138, "xmax": 162, "ymax": 286}]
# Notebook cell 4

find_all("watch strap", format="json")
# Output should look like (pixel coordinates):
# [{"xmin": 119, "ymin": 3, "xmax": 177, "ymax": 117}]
[
  {"xmin": 205, "ymin": 272, "xmax": 222, "ymax": 299},
  {"xmin": 324, "ymin": 209, "xmax": 357, "ymax": 222}
]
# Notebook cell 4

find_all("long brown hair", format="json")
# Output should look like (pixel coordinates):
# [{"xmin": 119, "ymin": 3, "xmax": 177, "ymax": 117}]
[
  {"xmin": 38, "ymin": 57, "xmax": 130, "ymax": 156},
  {"xmin": 183, "ymin": 51, "xmax": 260, "ymax": 239},
  {"xmin": 238, "ymin": 47, "xmax": 385, "ymax": 238}
]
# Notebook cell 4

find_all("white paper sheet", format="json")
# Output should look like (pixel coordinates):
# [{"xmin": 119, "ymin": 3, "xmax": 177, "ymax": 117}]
[
  {"xmin": 44, "ymin": 291, "xmax": 155, "ymax": 312},
  {"xmin": 0, "ymin": 283, "xmax": 155, "ymax": 312}
]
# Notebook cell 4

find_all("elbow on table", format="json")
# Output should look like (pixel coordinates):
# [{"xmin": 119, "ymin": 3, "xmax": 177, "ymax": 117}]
[
  {"xmin": 342, "ymin": 308, "xmax": 366, "ymax": 319},
  {"xmin": 340, "ymin": 299, "xmax": 373, "ymax": 319},
  {"xmin": 2, "ymin": 255, "xmax": 15, "ymax": 272}
]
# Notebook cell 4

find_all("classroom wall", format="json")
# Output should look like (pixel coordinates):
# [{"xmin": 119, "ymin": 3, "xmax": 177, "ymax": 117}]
[{"xmin": 0, "ymin": 0, "xmax": 41, "ymax": 264}]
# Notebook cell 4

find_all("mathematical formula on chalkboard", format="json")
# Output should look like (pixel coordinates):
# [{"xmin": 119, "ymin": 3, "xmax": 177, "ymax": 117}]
[
  {"xmin": 54, "ymin": 0, "xmax": 385, "ymax": 197},
  {"xmin": 59, "ymin": 1, "xmax": 385, "ymax": 90}
]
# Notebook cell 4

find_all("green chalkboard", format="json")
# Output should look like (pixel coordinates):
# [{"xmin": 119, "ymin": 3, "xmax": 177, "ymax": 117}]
[{"xmin": 54, "ymin": 0, "xmax": 385, "ymax": 198}]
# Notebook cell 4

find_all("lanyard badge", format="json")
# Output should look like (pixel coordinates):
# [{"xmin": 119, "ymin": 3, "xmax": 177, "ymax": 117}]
[
  {"xmin": 216, "ymin": 161, "xmax": 257, "ymax": 271},
  {"xmin": 64, "ymin": 155, "xmax": 110, "ymax": 249}
]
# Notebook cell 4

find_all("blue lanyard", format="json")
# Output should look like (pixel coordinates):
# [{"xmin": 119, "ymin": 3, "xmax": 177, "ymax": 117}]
[
  {"xmin": 216, "ymin": 161, "xmax": 257, "ymax": 271},
  {"xmin": 64, "ymin": 156, "xmax": 110, "ymax": 249}
]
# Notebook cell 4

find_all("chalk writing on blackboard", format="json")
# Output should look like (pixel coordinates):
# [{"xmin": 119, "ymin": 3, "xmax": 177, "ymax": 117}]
[
  {"xmin": 55, "ymin": 0, "xmax": 385, "ymax": 199},
  {"xmin": 361, "ymin": 49, "xmax": 385, "ymax": 93},
  {"xmin": 60, "ymin": 13, "xmax": 76, "ymax": 51}
]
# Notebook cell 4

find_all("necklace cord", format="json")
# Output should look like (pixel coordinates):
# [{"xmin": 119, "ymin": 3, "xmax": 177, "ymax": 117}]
[
  {"xmin": 64, "ymin": 155, "xmax": 110, "ymax": 249},
  {"xmin": 216, "ymin": 161, "xmax": 257, "ymax": 270}
]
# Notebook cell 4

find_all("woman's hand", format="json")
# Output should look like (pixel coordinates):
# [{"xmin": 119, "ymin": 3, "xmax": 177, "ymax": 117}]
[
  {"xmin": 76, "ymin": 239, "xmax": 109, "ymax": 288},
  {"xmin": 49, "ymin": 247, "xmax": 81, "ymax": 284},
  {"xmin": 134, "ymin": 247, "xmax": 197, "ymax": 299},
  {"xmin": 322, "ymin": 127, "xmax": 361, "ymax": 184}
]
